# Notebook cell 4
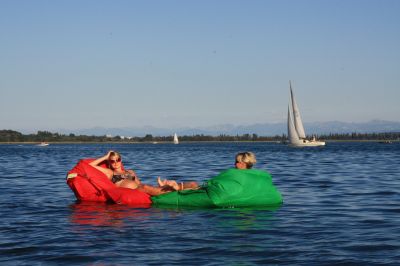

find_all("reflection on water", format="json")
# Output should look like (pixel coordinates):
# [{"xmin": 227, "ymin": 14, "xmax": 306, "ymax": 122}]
[
  {"xmin": 69, "ymin": 202, "xmax": 153, "ymax": 228},
  {"xmin": 212, "ymin": 206, "xmax": 282, "ymax": 231},
  {"xmin": 70, "ymin": 201, "xmax": 282, "ymax": 232}
]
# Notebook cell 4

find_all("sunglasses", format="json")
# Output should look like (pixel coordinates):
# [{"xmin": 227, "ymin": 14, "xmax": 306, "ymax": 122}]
[{"xmin": 109, "ymin": 158, "xmax": 121, "ymax": 163}]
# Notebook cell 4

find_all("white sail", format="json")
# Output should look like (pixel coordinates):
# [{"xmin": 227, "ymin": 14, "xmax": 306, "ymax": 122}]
[
  {"xmin": 287, "ymin": 105, "xmax": 301, "ymax": 145},
  {"xmin": 173, "ymin": 133, "xmax": 179, "ymax": 144},
  {"xmin": 290, "ymin": 81, "xmax": 306, "ymax": 139}
]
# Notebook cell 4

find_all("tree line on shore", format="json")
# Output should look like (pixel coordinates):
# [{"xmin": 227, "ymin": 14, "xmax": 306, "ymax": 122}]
[{"xmin": 0, "ymin": 129, "xmax": 399, "ymax": 143}]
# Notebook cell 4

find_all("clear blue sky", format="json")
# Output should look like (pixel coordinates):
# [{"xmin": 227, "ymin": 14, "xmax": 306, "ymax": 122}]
[{"xmin": 1, "ymin": 0, "xmax": 399, "ymax": 133}]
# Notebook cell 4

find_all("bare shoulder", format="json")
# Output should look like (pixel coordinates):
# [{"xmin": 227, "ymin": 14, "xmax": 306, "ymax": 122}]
[{"xmin": 94, "ymin": 166, "xmax": 113, "ymax": 178}]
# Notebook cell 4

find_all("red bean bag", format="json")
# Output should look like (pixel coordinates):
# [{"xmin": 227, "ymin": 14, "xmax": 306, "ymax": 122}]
[{"xmin": 67, "ymin": 159, "xmax": 152, "ymax": 207}]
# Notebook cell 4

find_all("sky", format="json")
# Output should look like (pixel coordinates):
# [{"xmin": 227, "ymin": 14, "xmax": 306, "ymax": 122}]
[{"xmin": 1, "ymin": 0, "xmax": 399, "ymax": 134}]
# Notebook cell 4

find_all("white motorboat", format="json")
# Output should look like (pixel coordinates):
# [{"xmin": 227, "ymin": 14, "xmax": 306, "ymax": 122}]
[{"xmin": 37, "ymin": 142, "xmax": 49, "ymax": 146}]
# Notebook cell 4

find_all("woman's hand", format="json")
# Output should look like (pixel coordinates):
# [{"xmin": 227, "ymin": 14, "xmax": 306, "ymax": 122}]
[
  {"xmin": 127, "ymin": 170, "xmax": 141, "ymax": 185},
  {"xmin": 157, "ymin": 177, "xmax": 167, "ymax": 187},
  {"xmin": 106, "ymin": 150, "xmax": 114, "ymax": 158},
  {"xmin": 157, "ymin": 177, "xmax": 180, "ymax": 191}
]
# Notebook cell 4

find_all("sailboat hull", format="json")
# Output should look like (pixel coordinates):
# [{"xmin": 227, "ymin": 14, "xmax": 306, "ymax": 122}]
[{"xmin": 288, "ymin": 140, "xmax": 326, "ymax": 147}]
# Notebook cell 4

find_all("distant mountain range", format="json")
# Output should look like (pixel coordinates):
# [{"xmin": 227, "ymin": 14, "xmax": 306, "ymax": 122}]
[{"xmin": 63, "ymin": 120, "xmax": 400, "ymax": 137}]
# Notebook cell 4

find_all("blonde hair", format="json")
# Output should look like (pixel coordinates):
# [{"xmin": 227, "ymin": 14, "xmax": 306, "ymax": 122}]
[
  {"xmin": 235, "ymin": 152, "xmax": 256, "ymax": 169},
  {"xmin": 109, "ymin": 151, "xmax": 121, "ymax": 159}
]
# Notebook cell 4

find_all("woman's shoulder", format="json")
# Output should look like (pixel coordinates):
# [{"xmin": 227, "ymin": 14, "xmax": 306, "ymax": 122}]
[{"xmin": 100, "ymin": 167, "xmax": 113, "ymax": 176}]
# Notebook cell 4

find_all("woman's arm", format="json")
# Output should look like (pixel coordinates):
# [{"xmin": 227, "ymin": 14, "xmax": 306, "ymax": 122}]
[
  {"xmin": 138, "ymin": 179, "xmax": 201, "ymax": 196},
  {"xmin": 89, "ymin": 151, "xmax": 113, "ymax": 178},
  {"xmin": 136, "ymin": 184, "xmax": 176, "ymax": 196},
  {"xmin": 158, "ymin": 177, "xmax": 200, "ymax": 190},
  {"xmin": 126, "ymin": 169, "xmax": 139, "ymax": 181},
  {"xmin": 89, "ymin": 151, "xmax": 112, "ymax": 167}
]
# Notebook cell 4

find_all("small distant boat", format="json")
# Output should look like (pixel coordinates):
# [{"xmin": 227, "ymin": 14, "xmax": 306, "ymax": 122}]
[
  {"xmin": 173, "ymin": 133, "xmax": 179, "ymax": 144},
  {"xmin": 379, "ymin": 140, "xmax": 392, "ymax": 144},
  {"xmin": 287, "ymin": 81, "xmax": 325, "ymax": 147},
  {"xmin": 37, "ymin": 142, "xmax": 49, "ymax": 146}
]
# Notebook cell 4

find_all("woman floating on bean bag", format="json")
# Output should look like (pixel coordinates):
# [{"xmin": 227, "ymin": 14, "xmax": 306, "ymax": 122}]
[
  {"xmin": 67, "ymin": 151, "xmax": 180, "ymax": 206},
  {"xmin": 152, "ymin": 152, "xmax": 283, "ymax": 208},
  {"xmin": 89, "ymin": 150, "xmax": 182, "ymax": 196}
]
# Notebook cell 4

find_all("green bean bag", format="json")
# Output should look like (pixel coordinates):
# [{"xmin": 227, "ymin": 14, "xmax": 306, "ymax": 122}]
[{"xmin": 151, "ymin": 168, "xmax": 283, "ymax": 208}]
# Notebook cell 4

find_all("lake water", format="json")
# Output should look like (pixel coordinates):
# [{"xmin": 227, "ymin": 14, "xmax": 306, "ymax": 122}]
[{"xmin": 0, "ymin": 142, "xmax": 399, "ymax": 265}]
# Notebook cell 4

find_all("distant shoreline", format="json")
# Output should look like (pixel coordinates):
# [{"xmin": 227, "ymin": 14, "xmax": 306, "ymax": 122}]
[
  {"xmin": 2, "ymin": 129, "xmax": 399, "ymax": 144},
  {"xmin": 0, "ymin": 140, "xmax": 398, "ymax": 145}
]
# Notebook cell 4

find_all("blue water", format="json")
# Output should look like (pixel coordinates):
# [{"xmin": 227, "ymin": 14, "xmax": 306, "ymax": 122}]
[{"xmin": 0, "ymin": 142, "xmax": 399, "ymax": 265}]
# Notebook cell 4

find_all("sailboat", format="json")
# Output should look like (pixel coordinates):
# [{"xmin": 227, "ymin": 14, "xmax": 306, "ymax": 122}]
[
  {"xmin": 173, "ymin": 133, "xmax": 179, "ymax": 144},
  {"xmin": 287, "ymin": 81, "xmax": 325, "ymax": 147}
]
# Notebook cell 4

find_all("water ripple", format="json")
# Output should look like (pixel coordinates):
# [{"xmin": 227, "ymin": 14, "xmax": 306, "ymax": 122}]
[{"xmin": 0, "ymin": 142, "xmax": 400, "ymax": 265}]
